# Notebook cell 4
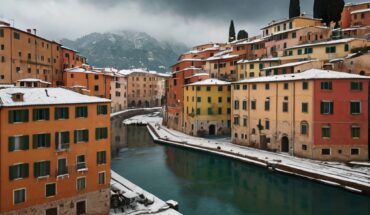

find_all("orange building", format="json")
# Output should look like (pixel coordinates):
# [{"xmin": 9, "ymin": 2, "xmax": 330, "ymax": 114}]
[
  {"xmin": 0, "ymin": 20, "xmax": 86, "ymax": 86},
  {"xmin": 0, "ymin": 87, "xmax": 111, "ymax": 214},
  {"xmin": 63, "ymin": 66, "xmax": 113, "ymax": 99},
  {"xmin": 341, "ymin": 2, "xmax": 370, "ymax": 28}
]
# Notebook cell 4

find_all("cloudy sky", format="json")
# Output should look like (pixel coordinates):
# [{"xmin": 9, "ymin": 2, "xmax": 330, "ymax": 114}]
[{"xmin": 0, "ymin": 0, "xmax": 363, "ymax": 46}]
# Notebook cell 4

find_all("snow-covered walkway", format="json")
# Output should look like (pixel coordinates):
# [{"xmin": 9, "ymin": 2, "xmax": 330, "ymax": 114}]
[{"xmin": 144, "ymin": 120, "xmax": 370, "ymax": 195}]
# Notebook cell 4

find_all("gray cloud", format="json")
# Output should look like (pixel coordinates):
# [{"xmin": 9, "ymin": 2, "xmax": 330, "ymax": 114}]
[{"xmin": 0, "ymin": 0, "xmax": 364, "ymax": 46}]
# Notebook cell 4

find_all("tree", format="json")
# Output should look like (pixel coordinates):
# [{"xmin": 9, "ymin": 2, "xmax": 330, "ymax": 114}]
[
  {"xmin": 228, "ymin": 20, "xmax": 236, "ymax": 42},
  {"xmin": 328, "ymin": 0, "xmax": 345, "ymax": 28},
  {"xmin": 313, "ymin": 0, "xmax": 344, "ymax": 28},
  {"xmin": 289, "ymin": 0, "xmax": 301, "ymax": 18},
  {"xmin": 237, "ymin": 30, "xmax": 249, "ymax": 40}
]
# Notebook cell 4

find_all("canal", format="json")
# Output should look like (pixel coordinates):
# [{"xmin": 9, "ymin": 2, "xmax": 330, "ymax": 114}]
[{"xmin": 111, "ymin": 125, "xmax": 370, "ymax": 215}]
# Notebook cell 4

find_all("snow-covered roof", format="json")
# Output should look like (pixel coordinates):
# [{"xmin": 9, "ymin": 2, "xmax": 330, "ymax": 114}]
[
  {"xmin": 0, "ymin": 84, "xmax": 14, "ymax": 89},
  {"xmin": 206, "ymin": 53, "xmax": 239, "ymax": 61},
  {"xmin": 187, "ymin": 73, "xmax": 210, "ymax": 78},
  {"xmin": 342, "ymin": 26, "xmax": 370, "ymax": 31},
  {"xmin": 345, "ymin": 1, "xmax": 370, "ymax": 6},
  {"xmin": 17, "ymin": 78, "xmax": 51, "ymax": 85},
  {"xmin": 238, "ymin": 57, "xmax": 280, "ymax": 64},
  {"xmin": 236, "ymin": 37, "xmax": 266, "ymax": 45},
  {"xmin": 187, "ymin": 79, "xmax": 230, "ymax": 86},
  {"xmin": 261, "ymin": 16, "xmax": 322, "ymax": 30},
  {"xmin": 236, "ymin": 69, "xmax": 370, "ymax": 84},
  {"xmin": 118, "ymin": 68, "xmax": 170, "ymax": 78},
  {"xmin": 61, "ymin": 46, "xmax": 79, "ymax": 53},
  {"xmin": 285, "ymin": 38, "xmax": 358, "ymax": 50},
  {"xmin": 0, "ymin": 88, "xmax": 110, "ymax": 107},
  {"xmin": 261, "ymin": 60, "xmax": 318, "ymax": 70},
  {"xmin": 65, "ymin": 67, "xmax": 95, "ymax": 74},
  {"xmin": 351, "ymin": 8, "xmax": 370, "ymax": 14}
]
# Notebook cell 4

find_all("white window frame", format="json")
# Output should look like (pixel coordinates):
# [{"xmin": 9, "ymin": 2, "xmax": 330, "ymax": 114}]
[
  {"xmin": 45, "ymin": 182, "xmax": 57, "ymax": 198},
  {"xmin": 98, "ymin": 171, "xmax": 106, "ymax": 185},
  {"xmin": 76, "ymin": 176, "xmax": 86, "ymax": 191},
  {"xmin": 13, "ymin": 187, "xmax": 26, "ymax": 205}
]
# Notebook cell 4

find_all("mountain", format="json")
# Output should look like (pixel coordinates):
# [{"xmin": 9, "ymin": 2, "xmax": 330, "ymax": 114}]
[{"xmin": 61, "ymin": 31, "xmax": 189, "ymax": 72}]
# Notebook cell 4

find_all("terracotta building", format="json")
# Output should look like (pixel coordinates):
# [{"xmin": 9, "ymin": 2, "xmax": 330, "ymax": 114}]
[
  {"xmin": 341, "ymin": 2, "xmax": 370, "ymax": 28},
  {"xmin": 261, "ymin": 60, "xmax": 323, "ymax": 76},
  {"xmin": 0, "ymin": 20, "xmax": 86, "ymax": 86},
  {"xmin": 231, "ymin": 69, "xmax": 369, "ymax": 161},
  {"xmin": 0, "ymin": 87, "xmax": 111, "ymax": 214}
]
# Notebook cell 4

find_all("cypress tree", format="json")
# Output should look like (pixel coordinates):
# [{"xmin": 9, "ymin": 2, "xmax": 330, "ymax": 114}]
[
  {"xmin": 289, "ymin": 0, "xmax": 301, "ymax": 18},
  {"xmin": 237, "ymin": 30, "xmax": 249, "ymax": 40},
  {"xmin": 328, "ymin": 0, "xmax": 345, "ymax": 28},
  {"xmin": 229, "ymin": 20, "xmax": 236, "ymax": 42},
  {"xmin": 313, "ymin": 0, "xmax": 344, "ymax": 27}
]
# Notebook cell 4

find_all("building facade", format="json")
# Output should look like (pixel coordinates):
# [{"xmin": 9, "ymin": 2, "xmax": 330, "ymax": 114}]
[
  {"xmin": 0, "ymin": 87, "xmax": 111, "ymax": 214},
  {"xmin": 231, "ymin": 69, "xmax": 369, "ymax": 161}
]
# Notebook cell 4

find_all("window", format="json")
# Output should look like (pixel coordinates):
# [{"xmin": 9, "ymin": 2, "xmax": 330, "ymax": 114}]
[
  {"xmin": 197, "ymin": 97, "xmax": 201, "ymax": 102},
  {"xmin": 34, "ymin": 161, "xmax": 50, "ymax": 178},
  {"xmin": 97, "ymin": 151, "xmax": 107, "ymax": 164},
  {"xmin": 298, "ymin": 49, "xmax": 303, "ymax": 55},
  {"xmin": 207, "ymin": 97, "xmax": 212, "ymax": 103},
  {"xmin": 196, "ymin": 108, "xmax": 200, "ymax": 115},
  {"xmin": 9, "ymin": 163, "xmax": 29, "ymax": 180},
  {"xmin": 265, "ymin": 83, "xmax": 270, "ymax": 90},
  {"xmin": 0, "ymin": 29, "xmax": 3, "ymax": 37},
  {"xmin": 350, "ymin": 101, "xmax": 361, "ymax": 114},
  {"xmin": 265, "ymin": 98, "xmax": 270, "ymax": 111},
  {"xmin": 196, "ymin": 86, "xmax": 201, "ymax": 91},
  {"xmin": 351, "ymin": 148, "xmax": 359, "ymax": 155},
  {"xmin": 97, "ymin": 105, "xmax": 108, "ymax": 115},
  {"xmin": 243, "ymin": 118, "xmax": 247, "ymax": 127},
  {"xmin": 32, "ymin": 108, "xmax": 49, "ymax": 121},
  {"xmin": 54, "ymin": 107, "xmax": 69, "ymax": 119},
  {"xmin": 234, "ymin": 100, "xmax": 240, "ymax": 110},
  {"xmin": 14, "ymin": 188, "xmax": 26, "ymax": 204},
  {"xmin": 321, "ymin": 149, "xmax": 330, "ymax": 155},
  {"xmin": 98, "ymin": 172, "xmax": 106, "ymax": 185},
  {"xmin": 320, "ymin": 101, "xmax": 334, "ymax": 114},
  {"xmin": 218, "ymin": 86, "xmax": 223, "ymax": 91},
  {"xmin": 75, "ymin": 106, "xmax": 88, "ymax": 118},
  {"xmin": 8, "ymin": 109, "xmax": 29, "ymax": 123},
  {"xmin": 302, "ymin": 145, "xmax": 307, "ymax": 150},
  {"xmin": 301, "ymin": 122, "xmax": 308, "ymax": 135},
  {"xmin": 76, "ymin": 200, "xmax": 86, "ymax": 215},
  {"xmin": 344, "ymin": 44, "xmax": 349, "ymax": 52},
  {"xmin": 265, "ymin": 120, "xmax": 270, "ymax": 130},
  {"xmin": 206, "ymin": 86, "xmax": 211, "ymax": 91},
  {"xmin": 207, "ymin": 108, "xmax": 213, "ymax": 115},
  {"xmin": 218, "ymin": 97, "xmax": 222, "ymax": 103},
  {"xmin": 45, "ymin": 183, "xmax": 56, "ymax": 197},
  {"xmin": 321, "ymin": 82, "xmax": 332, "ymax": 90},
  {"xmin": 45, "ymin": 208, "xmax": 58, "ymax": 215},
  {"xmin": 57, "ymin": 158, "xmax": 68, "ymax": 176},
  {"xmin": 322, "ymin": 126, "xmax": 331, "ymax": 138},
  {"xmin": 8, "ymin": 135, "xmax": 29, "ymax": 151},
  {"xmin": 74, "ymin": 129, "xmax": 89, "ymax": 143},
  {"xmin": 351, "ymin": 82, "xmax": 362, "ymax": 90},
  {"xmin": 94, "ymin": 75, "xmax": 99, "ymax": 80},
  {"xmin": 218, "ymin": 107, "xmax": 222, "ymax": 114},
  {"xmin": 250, "ymin": 64, "xmax": 254, "ymax": 69},
  {"xmin": 234, "ymin": 117, "xmax": 240, "ymax": 125},
  {"xmin": 14, "ymin": 32, "xmax": 20, "ymax": 40},
  {"xmin": 325, "ymin": 46, "xmax": 336, "ymax": 53},
  {"xmin": 77, "ymin": 177, "xmax": 86, "ymax": 191},
  {"xmin": 302, "ymin": 103, "xmax": 308, "ymax": 113},
  {"xmin": 351, "ymin": 126, "xmax": 360, "ymax": 138},
  {"xmin": 305, "ymin": 47, "xmax": 313, "ymax": 54},
  {"xmin": 251, "ymin": 100, "xmax": 256, "ymax": 110},
  {"xmin": 95, "ymin": 127, "xmax": 108, "ymax": 140},
  {"xmin": 32, "ymin": 133, "xmax": 51, "ymax": 148},
  {"xmin": 227, "ymin": 108, "xmax": 231, "ymax": 114},
  {"xmin": 94, "ymin": 85, "xmax": 99, "ymax": 91},
  {"xmin": 252, "ymin": 84, "xmax": 257, "ymax": 90},
  {"xmin": 283, "ymin": 102, "xmax": 288, "ymax": 112},
  {"xmin": 302, "ymin": 82, "xmax": 309, "ymax": 90},
  {"xmin": 243, "ymin": 85, "xmax": 248, "ymax": 90},
  {"xmin": 242, "ymin": 100, "xmax": 247, "ymax": 110},
  {"xmin": 284, "ymin": 83, "xmax": 289, "ymax": 90},
  {"xmin": 55, "ymin": 132, "xmax": 69, "ymax": 151},
  {"xmin": 76, "ymin": 155, "xmax": 86, "ymax": 170}
]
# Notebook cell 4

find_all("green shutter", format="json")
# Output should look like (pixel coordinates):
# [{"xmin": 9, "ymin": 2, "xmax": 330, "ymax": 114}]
[
  {"xmin": 331, "ymin": 102, "xmax": 334, "ymax": 114},
  {"xmin": 33, "ymin": 134, "xmax": 38, "ymax": 148},
  {"xmin": 22, "ymin": 164, "xmax": 29, "ymax": 178},
  {"xmin": 24, "ymin": 110, "xmax": 29, "ymax": 122},
  {"xmin": 8, "ymin": 110, "xmax": 14, "ymax": 123},
  {"xmin": 34, "ymin": 162, "xmax": 39, "ymax": 177},
  {"xmin": 46, "ymin": 134, "xmax": 51, "ymax": 147},
  {"xmin": 55, "ymin": 108, "xmax": 59, "ymax": 119},
  {"xmin": 85, "ymin": 107, "xmax": 88, "ymax": 117},
  {"xmin": 326, "ymin": 47, "xmax": 330, "ymax": 53},
  {"xmin": 46, "ymin": 161, "xmax": 50, "ymax": 175},
  {"xmin": 22, "ymin": 136, "xmax": 29, "ymax": 150},
  {"xmin": 9, "ymin": 166, "xmax": 15, "ymax": 180},
  {"xmin": 65, "ymin": 108, "xmax": 69, "ymax": 119},
  {"xmin": 8, "ymin": 137, "xmax": 15, "ymax": 151},
  {"xmin": 45, "ymin": 109, "xmax": 50, "ymax": 120},
  {"xmin": 95, "ymin": 128, "xmax": 99, "ymax": 140},
  {"xmin": 64, "ymin": 131, "xmax": 70, "ymax": 143},
  {"xmin": 55, "ymin": 132, "xmax": 59, "ymax": 149},
  {"xmin": 74, "ymin": 130, "xmax": 77, "ymax": 143},
  {"xmin": 84, "ymin": 130, "xmax": 89, "ymax": 141},
  {"xmin": 33, "ymin": 109, "xmax": 37, "ymax": 121},
  {"xmin": 320, "ymin": 102, "xmax": 324, "ymax": 114}
]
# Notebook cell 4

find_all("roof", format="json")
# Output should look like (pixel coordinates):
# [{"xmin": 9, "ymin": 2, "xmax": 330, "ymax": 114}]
[
  {"xmin": 236, "ymin": 37, "xmax": 266, "ymax": 45},
  {"xmin": 206, "ymin": 53, "xmax": 239, "ymax": 61},
  {"xmin": 345, "ymin": 1, "xmax": 370, "ymax": 7},
  {"xmin": 17, "ymin": 78, "xmax": 51, "ymax": 85},
  {"xmin": 285, "ymin": 38, "xmax": 358, "ymax": 50},
  {"xmin": 118, "ymin": 68, "xmax": 170, "ymax": 78},
  {"xmin": 261, "ymin": 60, "xmax": 319, "ymax": 70},
  {"xmin": 0, "ymin": 88, "xmax": 110, "ymax": 107},
  {"xmin": 187, "ymin": 78, "xmax": 230, "ymax": 86},
  {"xmin": 261, "ymin": 16, "xmax": 322, "ymax": 30},
  {"xmin": 235, "ymin": 69, "xmax": 370, "ymax": 84},
  {"xmin": 187, "ymin": 73, "xmax": 210, "ymax": 78},
  {"xmin": 238, "ymin": 57, "xmax": 280, "ymax": 64},
  {"xmin": 351, "ymin": 8, "xmax": 370, "ymax": 14}
]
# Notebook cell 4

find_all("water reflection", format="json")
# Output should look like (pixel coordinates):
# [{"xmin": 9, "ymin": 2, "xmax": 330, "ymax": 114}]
[{"xmin": 112, "ymin": 125, "xmax": 370, "ymax": 215}]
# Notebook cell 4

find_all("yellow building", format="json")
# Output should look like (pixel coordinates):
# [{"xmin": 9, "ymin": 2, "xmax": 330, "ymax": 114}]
[
  {"xmin": 261, "ymin": 16, "xmax": 323, "ymax": 37},
  {"xmin": 281, "ymin": 38, "xmax": 368, "ymax": 61},
  {"xmin": 183, "ymin": 79, "xmax": 231, "ymax": 136},
  {"xmin": 236, "ymin": 58, "xmax": 281, "ymax": 80}
]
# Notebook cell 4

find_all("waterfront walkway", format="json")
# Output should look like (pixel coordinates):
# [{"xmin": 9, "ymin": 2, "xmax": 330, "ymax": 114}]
[{"xmin": 145, "ymin": 120, "xmax": 370, "ymax": 195}]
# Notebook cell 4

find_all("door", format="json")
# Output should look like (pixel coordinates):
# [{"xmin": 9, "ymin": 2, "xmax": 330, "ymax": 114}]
[
  {"xmin": 76, "ymin": 200, "xmax": 86, "ymax": 215},
  {"xmin": 281, "ymin": 136, "xmax": 289, "ymax": 153},
  {"xmin": 260, "ymin": 135, "xmax": 267, "ymax": 150},
  {"xmin": 209, "ymin": 125, "xmax": 216, "ymax": 136}
]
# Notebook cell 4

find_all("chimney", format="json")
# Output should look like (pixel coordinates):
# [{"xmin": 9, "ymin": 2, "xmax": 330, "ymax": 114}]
[
  {"xmin": 33, "ymin": 29, "xmax": 37, "ymax": 35},
  {"xmin": 27, "ymin": 29, "xmax": 31, "ymax": 33},
  {"xmin": 11, "ymin": 93, "xmax": 24, "ymax": 102}
]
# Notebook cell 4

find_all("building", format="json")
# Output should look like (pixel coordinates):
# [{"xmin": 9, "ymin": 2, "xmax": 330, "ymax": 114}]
[
  {"xmin": 119, "ymin": 69, "xmax": 169, "ymax": 108},
  {"xmin": 110, "ymin": 73, "xmax": 128, "ymax": 113},
  {"xmin": 341, "ymin": 2, "xmax": 370, "ymax": 28},
  {"xmin": 261, "ymin": 60, "xmax": 323, "ymax": 76},
  {"xmin": 63, "ymin": 66, "xmax": 114, "ymax": 99},
  {"xmin": 282, "ymin": 38, "xmax": 369, "ymax": 61},
  {"xmin": 236, "ymin": 58, "xmax": 281, "ymax": 80},
  {"xmin": 0, "ymin": 20, "xmax": 86, "ymax": 86},
  {"xmin": 16, "ymin": 78, "xmax": 51, "ymax": 88},
  {"xmin": 231, "ymin": 69, "xmax": 369, "ymax": 161},
  {"xmin": 0, "ymin": 87, "xmax": 111, "ymax": 214},
  {"xmin": 183, "ymin": 79, "xmax": 231, "ymax": 136},
  {"xmin": 329, "ymin": 53, "xmax": 370, "ymax": 75},
  {"xmin": 204, "ymin": 50, "xmax": 240, "ymax": 81}
]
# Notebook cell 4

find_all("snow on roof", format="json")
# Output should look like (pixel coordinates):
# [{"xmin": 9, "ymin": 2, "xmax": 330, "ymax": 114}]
[
  {"xmin": 236, "ymin": 37, "xmax": 266, "ymax": 45},
  {"xmin": 261, "ymin": 60, "xmax": 318, "ymax": 70},
  {"xmin": 17, "ymin": 78, "xmax": 51, "ymax": 84},
  {"xmin": 286, "ymin": 38, "xmax": 358, "ymax": 50},
  {"xmin": 236, "ymin": 69, "xmax": 370, "ymax": 84},
  {"xmin": 238, "ymin": 57, "xmax": 280, "ymax": 64},
  {"xmin": 345, "ymin": 1, "xmax": 370, "ymax": 7},
  {"xmin": 0, "ymin": 84, "xmax": 14, "ymax": 89},
  {"xmin": 351, "ymin": 8, "xmax": 370, "ymax": 14},
  {"xmin": 0, "ymin": 88, "xmax": 110, "ymax": 107},
  {"xmin": 61, "ymin": 46, "xmax": 79, "ymax": 53},
  {"xmin": 118, "ymin": 68, "xmax": 169, "ymax": 78},
  {"xmin": 187, "ymin": 73, "xmax": 210, "ymax": 78},
  {"xmin": 187, "ymin": 78, "xmax": 230, "ymax": 86},
  {"xmin": 65, "ymin": 67, "xmax": 94, "ymax": 73},
  {"xmin": 341, "ymin": 26, "xmax": 370, "ymax": 31},
  {"xmin": 261, "ymin": 16, "xmax": 322, "ymax": 30},
  {"xmin": 206, "ymin": 53, "xmax": 239, "ymax": 61}
]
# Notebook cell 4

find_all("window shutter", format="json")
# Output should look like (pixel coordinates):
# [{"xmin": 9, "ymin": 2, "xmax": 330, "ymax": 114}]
[
  {"xmin": 24, "ymin": 110, "xmax": 29, "ymax": 122},
  {"xmin": 34, "ymin": 162, "xmax": 39, "ymax": 178},
  {"xmin": 85, "ymin": 107, "xmax": 88, "ymax": 117},
  {"xmin": 45, "ymin": 109, "xmax": 50, "ymax": 120},
  {"xmin": 8, "ymin": 137, "xmax": 15, "ymax": 151},
  {"xmin": 74, "ymin": 130, "xmax": 77, "ymax": 143},
  {"xmin": 8, "ymin": 110, "xmax": 14, "ymax": 123},
  {"xmin": 55, "ymin": 132, "xmax": 59, "ymax": 149},
  {"xmin": 75, "ymin": 107, "xmax": 79, "ymax": 118},
  {"xmin": 65, "ymin": 108, "xmax": 69, "ymax": 119},
  {"xmin": 9, "ymin": 166, "xmax": 15, "ymax": 180},
  {"xmin": 33, "ymin": 134, "xmax": 38, "ymax": 148},
  {"xmin": 46, "ymin": 134, "xmax": 51, "ymax": 147},
  {"xmin": 331, "ymin": 102, "xmax": 334, "ymax": 114},
  {"xmin": 33, "ymin": 109, "xmax": 37, "ymax": 121},
  {"xmin": 55, "ymin": 108, "xmax": 59, "ymax": 119},
  {"xmin": 22, "ymin": 135, "xmax": 29, "ymax": 150},
  {"xmin": 46, "ymin": 161, "xmax": 50, "ymax": 175},
  {"xmin": 64, "ymin": 131, "xmax": 70, "ymax": 144},
  {"xmin": 23, "ymin": 164, "xmax": 29, "ymax": 178},
  {"xmin": 95, "ymin": 128, "xmax": 99, "ymax": 140},
  {"xmin": 325, "ymin": 47, "xmax": 329, "ymax": 53},
  {"xmin": 103, "ymin": 152, "xmax": 106, "ymax": 163},
  {"xmin": 85, "ymin": 130, "xmax": 89, "ymax": 142},
  {"xmin": 320, "ymin": 102, "xmax": 324, "ymax": 114},
  {"xmin": 104, "ymin": 128, "xmax": 108, "ymax": 138}
]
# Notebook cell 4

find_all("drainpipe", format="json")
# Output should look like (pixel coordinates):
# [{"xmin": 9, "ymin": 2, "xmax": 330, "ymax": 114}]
[
  {"xmin": 292, "ymin": 81, "xmax": 296, "ymax": 157},
  {"xmin": 248, "ymin": 83, "xmax": 251, "ymax": 146},
  {"xmin": 10, "ymin": 28, "xmax": 13, "ymax": 83},
  {"xmin": 275, "ymin": 82, "xmax": 278, "ymax": 151}
]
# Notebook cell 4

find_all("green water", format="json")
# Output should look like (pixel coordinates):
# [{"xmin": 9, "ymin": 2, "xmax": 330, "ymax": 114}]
[{"xmin": 111, "ymin": 126, "xmax": 370, "ymax": 215}]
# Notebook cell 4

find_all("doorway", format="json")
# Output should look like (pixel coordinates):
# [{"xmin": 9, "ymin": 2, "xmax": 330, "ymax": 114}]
[
  {"xmin": 281, "ymin": 136, "xmax": 289, "ymax": 153},
  {"xmin": 209, "ymin": 125, "xmax": 216, "ymax": 136}
]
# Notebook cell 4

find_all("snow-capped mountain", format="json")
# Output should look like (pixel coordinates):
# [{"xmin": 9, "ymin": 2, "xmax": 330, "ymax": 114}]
[{"xmin": 61, "ymin": 31, "xmax": 188, "ymax": 72}]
